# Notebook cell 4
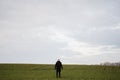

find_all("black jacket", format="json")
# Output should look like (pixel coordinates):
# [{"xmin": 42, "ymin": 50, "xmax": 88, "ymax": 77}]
[{"xmin": 55, "ymin": 61, "xmax": 63, "ymax": 71}]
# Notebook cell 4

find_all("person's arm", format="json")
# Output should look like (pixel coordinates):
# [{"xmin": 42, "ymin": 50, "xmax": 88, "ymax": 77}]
[
  {"xmin": 55, "ymin": 63, "xmax": 56, "ymax": 70},
  {"xmin": 61, "ymin": 62, "xmax": 63, "ymax": 69}
]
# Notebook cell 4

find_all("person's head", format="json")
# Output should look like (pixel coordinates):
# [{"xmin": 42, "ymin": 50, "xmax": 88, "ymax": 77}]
[{"xmin": 57, "ymin": 59, "xmax": 60, "ymax": 61}]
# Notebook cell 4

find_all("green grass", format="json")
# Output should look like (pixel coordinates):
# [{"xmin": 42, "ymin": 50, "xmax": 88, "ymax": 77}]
[{"xmin": 0, "ymin": 64, "xmax": 120, "ymax": 80}]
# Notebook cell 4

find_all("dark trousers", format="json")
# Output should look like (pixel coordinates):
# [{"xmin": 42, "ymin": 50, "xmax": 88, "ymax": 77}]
[{"xmin": 56, "ymin": 70, "xmax": 61, "ymax": 78}]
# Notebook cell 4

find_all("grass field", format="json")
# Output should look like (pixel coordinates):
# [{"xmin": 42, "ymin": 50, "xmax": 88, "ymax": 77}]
[{"xmin": 0, "ymin": 64, "xmax": 120, "ymax": 80}]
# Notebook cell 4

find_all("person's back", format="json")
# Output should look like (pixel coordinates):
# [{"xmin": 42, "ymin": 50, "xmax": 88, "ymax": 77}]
[
  {"xmin": 55, "ymin": 61, "xmax": 62, "ymax": 70},
  {"xmin": 55, "ymin": 59, "xmax": 63, "ymax": 78}
]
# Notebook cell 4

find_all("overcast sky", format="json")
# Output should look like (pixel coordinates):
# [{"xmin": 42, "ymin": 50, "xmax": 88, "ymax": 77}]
[{"xmin": 0, "ymin": 0, "xmax": 120, "ymax": 64}]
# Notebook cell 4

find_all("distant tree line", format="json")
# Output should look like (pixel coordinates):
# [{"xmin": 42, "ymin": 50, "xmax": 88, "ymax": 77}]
[{"xmin": 100, "ymin": 62, "xmax": 120, "ymax": 66}]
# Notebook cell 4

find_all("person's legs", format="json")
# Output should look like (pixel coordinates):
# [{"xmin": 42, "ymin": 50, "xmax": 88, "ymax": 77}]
[
  {"xmin": 59, "ymin": 71, "xmax": 61, "ymax": 78},
  {"xmin": 56, "ymin": 70, "xmax": 58, "ymax": 78},
  {"xmin": 56, "ymin": 69, "xmax": 61, "ymax": 78}
]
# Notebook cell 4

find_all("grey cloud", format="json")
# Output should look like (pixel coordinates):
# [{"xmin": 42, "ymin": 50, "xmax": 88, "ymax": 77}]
[{"xmin": 0, "ymin": 0, "xmax": 120, "ymax": 64}]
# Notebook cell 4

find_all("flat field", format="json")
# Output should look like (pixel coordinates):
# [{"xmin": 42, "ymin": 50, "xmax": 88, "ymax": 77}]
[{"xmin": 0, "ymin": 64, "xmax": 120, "ymax": 80}]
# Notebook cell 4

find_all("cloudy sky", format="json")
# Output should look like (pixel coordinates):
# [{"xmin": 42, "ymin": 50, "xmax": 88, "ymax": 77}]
[{"xmin": 0, "ymin": 0, "xmax": 120, "ymax": 64}]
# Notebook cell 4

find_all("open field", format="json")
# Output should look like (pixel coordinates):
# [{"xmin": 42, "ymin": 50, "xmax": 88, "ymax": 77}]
[{"xmin": 0, "ymin": 64, "xmax": 120, "ymax": 80}]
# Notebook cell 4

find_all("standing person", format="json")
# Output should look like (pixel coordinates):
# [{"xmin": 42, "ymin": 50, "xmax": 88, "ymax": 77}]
[{"xmin": 55, "ymin": 59, "xmax": 63, "ymax": 78}]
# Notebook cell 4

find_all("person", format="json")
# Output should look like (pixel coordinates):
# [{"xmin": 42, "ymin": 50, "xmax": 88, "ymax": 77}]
[{"xmin": 55, "ymin": 59, "xmax": 63, "ymax": 78}]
